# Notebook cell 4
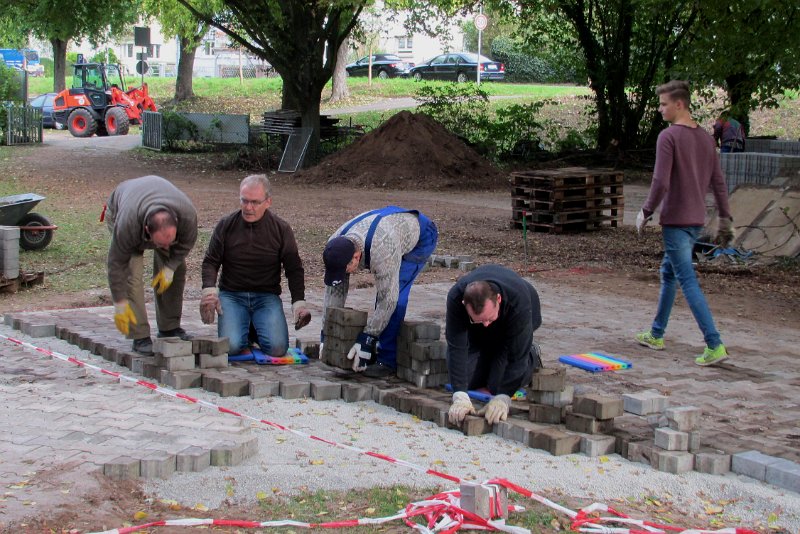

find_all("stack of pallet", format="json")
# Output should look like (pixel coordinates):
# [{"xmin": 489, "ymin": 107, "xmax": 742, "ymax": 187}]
[
  {"xmin": 259, "ymin": 110, "xmax": 341, "ymax": 139},
  {"xmin": 510, "ymin": 167, "xmax": 624, "ymax": 233}
]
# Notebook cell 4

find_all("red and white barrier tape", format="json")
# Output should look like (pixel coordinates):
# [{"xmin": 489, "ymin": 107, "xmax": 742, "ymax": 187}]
[{"xmin": 0, "ymin": 334, "xmax": 760, "ymax": 534}]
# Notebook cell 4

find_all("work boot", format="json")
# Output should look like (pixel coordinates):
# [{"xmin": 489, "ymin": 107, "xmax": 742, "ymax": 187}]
[
  {"xmin": 157, "ymin": 327, "xmax": 191, "ymax": 340},
  {"xmin": 132, "ymin": 337, "xmax": 154, "ymax": 356},
  {"xmin": 362, "ymin": 362, "xmax": 396, "ymax": 379}
]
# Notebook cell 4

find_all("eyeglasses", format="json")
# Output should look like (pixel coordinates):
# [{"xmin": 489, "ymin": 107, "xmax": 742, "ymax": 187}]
[{"xmin": 240, "ymin": 197, "xmax": 267, "ymax": 207}]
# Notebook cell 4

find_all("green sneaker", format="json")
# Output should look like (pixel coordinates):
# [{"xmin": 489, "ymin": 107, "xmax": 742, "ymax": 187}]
[
  {"xmin": 695, "ymin": 345, "xmax": 729, "ymax": 366},
  {"xmin": 635, "ymin": 331, "xmax": 665, "ymax": 351}
]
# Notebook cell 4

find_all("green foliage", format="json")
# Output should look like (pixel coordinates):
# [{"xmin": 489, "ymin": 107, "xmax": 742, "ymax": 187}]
[
  {"xmin": 491, "ymin": 36, "xmax": 582, "ymax": 84},
  {"xmin": 161, "ymin": 110, "xmax": 202, "ymax": 151},
  {"xmin": 0, "ymin": 62, "xmax": 22, "ymax": 101},
  {"xmin": 89, "ymin": 48, "xmax": 120, "ymax": 64},
  {"xmin": 39, "ymin": 57, "xmax": 54, "ymax": 77}
]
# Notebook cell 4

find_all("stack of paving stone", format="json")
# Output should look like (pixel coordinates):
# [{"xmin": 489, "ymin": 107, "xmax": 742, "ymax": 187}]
[
  {"xmin": 0, "ymin": 226, "xmax": 20, "ymax": 280},
  {"xmin": 567, "ymin": 393, "xmax": 623, "ymax": 457},
  {"xmin": 528, "ymin": 367, "xmax": 572, "ymax": 425},
  {"xmin": 744, "ymin": 138, "xmax": 800, "ymax": 156},
  {"xmin": 396, "ymin": 320, "xmax": 448, "ymax": 387},
  {"xmin": 720, "ymin": 151, "xmax": 800, "ymax": 191},
  {"xmin": 320, "ymin": 307, "xmax": 367, "ymax": 370},
  {"xmin": 428, "ymin": 253, "xmax": 477, "ymax": 272}
]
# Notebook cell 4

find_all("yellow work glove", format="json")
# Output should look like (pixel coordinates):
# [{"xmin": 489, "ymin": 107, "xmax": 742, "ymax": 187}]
[
  {"xmin": 113, "ymin": 300, "xmax": 137, "ymax": 335},
  {"xmin": 151, "ymin": 267, "xmax": 175, "ymax": 295},
  {"xmin": 448, "ymin": 391, "xmax": 475, "ymax": 425},
  {"xmin": 477, "ymin": 394, "xmax": 511, "ymax": 425}
]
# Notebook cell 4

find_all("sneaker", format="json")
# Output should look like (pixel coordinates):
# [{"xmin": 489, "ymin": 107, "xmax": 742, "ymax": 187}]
[
  {"xmin": 157, "ymin": 327, "xmax": 191, "ymax": 340},
  {"xmin": 132, "ymin": 337, "xmax": 153, "ymax": 356},
  {"xmin": 695, "ymin": 345, "xmax": 728, "ymax": 366},
  {"xmin": 362, "ymin": 363, "xmax": 396, "ymax": 379},
  {"xmin": 635, "ymin": 331, "xmax": 665, "ymax": 351}
]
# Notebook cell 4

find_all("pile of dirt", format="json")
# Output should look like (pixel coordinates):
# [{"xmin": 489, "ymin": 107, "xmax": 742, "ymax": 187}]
[{"xmin": 295, "ymin": 110, "xmax": 509, "ymax": 190}]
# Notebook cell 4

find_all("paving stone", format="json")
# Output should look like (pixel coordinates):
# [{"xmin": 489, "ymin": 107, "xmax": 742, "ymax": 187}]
[
  {"xmin": 528, "ymin": 403, "xmax": 565, "ymax": 424},
  {"xmin": 218, "ymin": 377, "xmax": 250, "ymax": 397},
  {"xmin": 280, "ymin": 380, "xmax": 311, "ymax": 399},
  {"xmin": 664, "ymin": 406, "xmax": 701, "ymax": 431},
  {"xmin": 530, "ymin": 386, "xmax": 573, "ymax": 407},
  {"xmin": 580, "ymin": 435, "xmax": 617, "ymax": 457},
  {"xmin": 158, "ymin": 354, "xmax": 195, "ymax": 371},
  {"xmin": 654, "ymin": 427, "xmax": 689, "ymax": 451},
  {"xmin": 459, "ymin": 415, "xmax": 493, "ymax": 436},
  {"xmin": 155, "ymin": 338, "xmax": 193, "ymax": 357},
  {"xmin": 765, "ymin": 459, "xmax": 800, "ymax": 493},
  {"xmin": 341, "ymin": 383, "xmax": 372, "ymax": 403},
  {"xmin": 627, "ymin": 440, "xmax": 656, "ymax": 466},
  {"xmin": 142, "ymin": 362, "xmax": 164, "ymax": 380},
  {"xmin": 103, "ymin": 456, "xmax": 140, "ymax": 480},
  {"xmin": 572, "ymin": 393, "xmax": 623, "ymax": 420},
  {"xmin": 530, "ymin": 367, "xmax": 567, "ymax": 392},
  {"xmin": 198, "ymin": 353, "xmax": 228, "ymax": 369},
  {"xmin": 731, "ymin": 450, "xmax": 777, "ymax": 481},
  {"xmin": 130, "ymin": 355, "xmax": 155, "ymax": 376},
  {"xmin": 565, "ymin": 412, "xmax": 614, "ymax": 435},
  {"xmin": 176, "ymin": 446, "xmax": 211, "ymax": 472},
  {"xmin": 623, "ymin": 390, "xmax": 670, "ymax": 416},
  {"xmin": 160, "ymin": 370, "xmax": 203, "ymax": 390},
  {"xmin": 529, "ymin": 428, "xmax": 581, "ymax": 456},
  {"xmin": 210, "ymin": 442, "xmax": 245, "ymax": 466},
  {"xmin": 495, "ymin": 419, "xmax": 547, "ymax": 444},
  {"xmin": 310, "ymin": 380, "xmax": 342, "ymax": 401},
  {"xmin": 460, "ymin": 483, "xmax": 507, "ymax": 519},
  {"xmin": 295, "ymin": 339, "xmax": 320, "ymax": 358},
  {"xmin": 139, "ymin": 451, "xmax": 177, "ymax": 479},
  {"xmin": 21, "ymin": 323, "xmax": 55, "ymax": 338},
  {"xmin": 249, "ymin": 380, "xmax": 280, "ymax": 398},
  {"xmin": 695, "ymin": 451, "xmax": 731, "ymax": 475},
  {"xmin": 654, "ymin": 450, "xmax": 694, "ymax": 474}
]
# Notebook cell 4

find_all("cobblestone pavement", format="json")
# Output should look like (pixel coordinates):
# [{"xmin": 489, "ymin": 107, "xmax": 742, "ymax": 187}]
[{"xmin": 1, "ymin": 276, "xmax": 798, "ymax": 527}]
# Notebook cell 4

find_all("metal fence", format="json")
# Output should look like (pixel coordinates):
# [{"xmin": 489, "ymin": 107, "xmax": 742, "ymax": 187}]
[
  {"xmin": 2, "ymin": 103, "xmax": 42, "ymax": 146},
  {"xmin": 140, "ymin": 111, "xmax": 249, "ymax": 150},
  {"xmin": 141, "ymin": 111, "xmax": 162, "ymax": 150}
]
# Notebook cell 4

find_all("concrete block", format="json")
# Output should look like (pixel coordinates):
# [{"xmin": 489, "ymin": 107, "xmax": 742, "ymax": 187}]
[
  {"xmin": 731, "ymin": 450, "xmax": 776, "ymax": 481},
  {"xmin": 654, "ymin": 450, "xmax": 694, "ymax": 474},
  {"xmin": 130, "ymin": 355, "xmax": 155, "ymax": 376},
  {"xmin": 280, "ymin": 380, "xmax": 310, "ymax": 399},
  {"xmin": 325, "ymin": 307, "xmax": 368, "ymax": 327},
  {"xmin": 192, "ymin": 336, "xmax": 230, "ymax": 356},
  {"xmin": 160, "ymin": 370, "xmax": 202, "ymax": 390},
  {"xmin": 654, "ymin": 427, "xmax": 689, "ymax": 451},
  {"xmin": 573, "ymin": 394, "xmax": 623, "ymax": 420},
  {"xmin": 688, "ymin": 431, "xmax": 702, "ymax": 452},
  {"xmin": 0, "ymin": 226, "xmax": 20, "ymax": 239},
  {"xmin": 139, "ymin": 451, "xmax": 177, "ymax": 479},
  {"xmin": 529, "ymin": 428, "xmax": 581, "ymax": 456},
  {"xmin": 495, "ymin": 419, "xmax": 547, "ymax": 444},
  {"xmin": 530, "ymin": 367, "xmax": 566, "ymax": 392},
  {"xmin": 176, "ymin": 446, "xmax": 211, "ymax": 472},
  {"xmin": 249, "ymin": 380, "xmax": 280, "ymax": 398},
  {"xmin": 460, "ymin": 483, "xmax": 507, "ymax": 519},
  {"xmin": 210, "ymin": 442, "xmax": 245, "ymax": 466},
  {"xmin": 158, "ymin": 354, "xmax": 195, "ymax": 371},
  {"xmin": 310, "ymin": 380, "xmax": 342, "ymax": 401},
  {"xmin": 21, "ymin": 323, "xmax": 55, "ymax": 338},
  {"xmin": 664, "ymin": 406, "xmax": 701, "ymax": 432},
  {"xmin": 565, "ymin": 412, "xmax": 614, "ymax": 435},
  {"xmin": 400, "ymin": 321, "xmax": 441, "ymax": 342},
  {"xmin": 218, "ymin": 377, "xmax": 250, "ymax": 397},
  {"xmin": 412, "ymin": 399, "xmax": 448, "ymax": 423},
  {"xmin": 765, "ymin": 459, "xmax": 800, "ymax": 493},
  {"xmin": 646, "ymin": 414, "xmax": 669, "ymax": 428},
  {"xmin": 694, "ymin": 452, "xmax": 731, "ymax": 475},
  {"xmin": 341, "ymin": 383, "xmax": 372, "ymax": 403},
  {"xmin": 405, "ymin": 357, "xmax": 448, "ymax": 375},
  {"xmin": 409, "ymin": 341, "xmax": 446, "ymax": 361},
  {"xmin": 530, "ymin": 386, "xmax": 573, "ymax": 407},
  {"xmin": 103, "ymin": 456, "xmax": 140, "ymax": 480},
  {"xmin": 622, "ymin": 390, "xmax": 669, "ymax": 416},
  {"xmin": 460, "ymin": 415, "xmax": 493, "ymax": 436},
  {"xmin": 198, "ymin": 353, "xmax": 228, "ymax": 369},
  {"xmin": 581, "ymin": 435, "xmax": 617, "ymax": 457},
  {"xmin": 627, "ymin": 440, "xmax": 656, "ymax": 466},
  {"xmin": 458, "ymin": 261, "xmax": 477, "ymax": 271},
  {"xmin": 528, "ymin": 403, "xmax": 565, "ymax": 424},
  {"xmin": 155, "ymin": 338, "xmax": 193, "ymax": 357}
]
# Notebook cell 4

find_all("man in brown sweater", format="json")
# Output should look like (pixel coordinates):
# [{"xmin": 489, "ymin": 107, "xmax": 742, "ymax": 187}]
[
  {"xmin": 200, "ymin": 175, "xmax": 310, "ymax": 357},
  {"xmin": 635, "ymin": 80, "xmax": 733, "ymax": 367}
]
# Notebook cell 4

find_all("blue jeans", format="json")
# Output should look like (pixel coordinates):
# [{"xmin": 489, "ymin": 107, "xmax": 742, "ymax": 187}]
[
  {"xmin": 375, "ymin": 215, "xmax": 439, "ymax": 368},
  {"xmin": 218, "ymin": 291, "xmax": 288, "ymax": 356},
  {"xmin": 650, "ymin": 226, "xmax": 722, "ymax": 349}
]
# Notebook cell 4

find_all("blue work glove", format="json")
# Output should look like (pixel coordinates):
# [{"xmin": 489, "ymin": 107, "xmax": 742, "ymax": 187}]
[{"xmin": 346, "ymin": 332, "xmax": 377, "ymax": 372}]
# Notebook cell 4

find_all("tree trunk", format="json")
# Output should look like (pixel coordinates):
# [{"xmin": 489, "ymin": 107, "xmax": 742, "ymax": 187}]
[
  {"xmin": 281, "ymin": 71, "xmax": 325, "ymax": 166},
  {"xmin": 329, "ymin": 37, "xmax": 350, "ymax": 103},
  {"xmin": 725, "ymin": 73, "xmax": 753, "ymax": 135},
  {"xmin": 175, "ymin": 37, "xmax": 198, "ymax": 102},
  {"xmin": 51, "ymin": 38, "xmax": 69, "ymax": 93}
]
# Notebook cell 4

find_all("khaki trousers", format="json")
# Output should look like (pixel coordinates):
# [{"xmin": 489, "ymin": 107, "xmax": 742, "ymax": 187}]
[{"xmin": 126, "ymin": 249, "xmax": 186, "ymax": 340}]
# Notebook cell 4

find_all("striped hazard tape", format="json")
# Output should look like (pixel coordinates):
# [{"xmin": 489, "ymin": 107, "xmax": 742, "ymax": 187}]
[{"xmin": 0, "ymin": 334, "xmax": 760, "ymax": 534}]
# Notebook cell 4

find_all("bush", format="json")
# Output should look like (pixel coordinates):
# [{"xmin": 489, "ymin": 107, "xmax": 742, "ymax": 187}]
[
  {"xmin": 491, "ymin": 37, "xmax": 583, "ymax": 84},
  {"xmin": 0, "ymin": 63, "xmax": 23, "ymax": 102}
]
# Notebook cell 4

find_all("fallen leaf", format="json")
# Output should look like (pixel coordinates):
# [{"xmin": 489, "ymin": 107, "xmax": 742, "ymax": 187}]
[
  {"xmin": 366, "ymin": 507, "xmax": 376, "ymax": 515},
  {"xmin": 598, "ymin": 456, "xmax": 609, "ymax": 463},
  {"xmin": 194, "ymin": 503, "xmax": 209, "ymax": 512},
  {"xmin": 705, "ymin": 505, "xmax": 723, "ymax": 515},
  {"xmin": 133, "ymin": 511, "xmax": 148, "ymax": 521},
  {"xmin": 310, "ymin": 459, "xmax": 324, "ymax": 465},
  {"xmin": 256, "ymin": 491, "xmax": 268, "ymax": 501}
]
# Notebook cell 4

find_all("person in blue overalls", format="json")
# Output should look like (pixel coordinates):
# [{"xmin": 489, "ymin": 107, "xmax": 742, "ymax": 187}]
[{"xmin": 321, "ymin": 206, "xmax": 438, "ymax": 378}]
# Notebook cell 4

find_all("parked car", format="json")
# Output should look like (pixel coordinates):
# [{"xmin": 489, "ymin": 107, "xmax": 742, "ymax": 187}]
[
  {"xmin": 345, "ymin": 54, "xmax": 414, "ymax": 79},
  {"xmin": 28, "ymin": 93, "xmax": 63, "ymax": 129},
  {"xmin": 408, "ymin": 52, "xmax": 505, "ymax": 83}
]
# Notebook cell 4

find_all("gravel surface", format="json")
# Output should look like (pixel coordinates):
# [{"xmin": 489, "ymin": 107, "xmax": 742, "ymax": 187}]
[{"xmin": 144, "ymin": 390, "xmax": 800, "ymax": 531}]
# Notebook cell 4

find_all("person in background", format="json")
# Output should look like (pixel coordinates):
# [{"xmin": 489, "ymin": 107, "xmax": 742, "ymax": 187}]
[{"xmin": 713, "ymin": 111, "xmax": 745, "ymax": 153}]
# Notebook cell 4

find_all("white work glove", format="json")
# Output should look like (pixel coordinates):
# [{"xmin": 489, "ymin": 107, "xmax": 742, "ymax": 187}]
[
  {"xmin": 716, "ymin": 217, "xmax": 735, "ymax": 247},
  {"xmin": 448, "ymin": 391, "xmax": 475, "ymax": 425},
  {"xmin": 151, "ymin": 267, "xmax": 175, "ymax": 294},
  {"xmin": 477, "ymin": 394, "xmax": 511, "ymax": 425},
  {"xmin": 200, "ymin": 287, "xmax": 222, "ymax": 324},
  {"xmin": 346, "ymin": 342, "xmax": 372, "ymax": 372},
  {"xmin": 113, "ymin": 300, "xmax": 137, "ymax": 335},
  {"xmin": 635, "ymin": 209, "xmax": 652, "ymax": 235},
  {"xmin": 292, "ymin": 300, "xmax": 311, "ymax": 330}
]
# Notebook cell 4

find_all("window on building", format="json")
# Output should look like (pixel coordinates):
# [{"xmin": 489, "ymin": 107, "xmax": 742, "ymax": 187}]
[
  {"xmin": 147, "ymin": 44, "xmax": 161, "ymax": 59},
  {"xmin": 127, "ymin": 44, "xmax": 133, "ymax": 58},
  {"xmin": 204, "ymin": 40, "xmax": 215, "ymax": 56},
  {"xmin": 396, "ymin": 36, "xmax": 413, "ymax": 50}
]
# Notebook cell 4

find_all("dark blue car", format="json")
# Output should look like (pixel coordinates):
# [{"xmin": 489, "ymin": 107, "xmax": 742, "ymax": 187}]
[{"xmin": 29, "ymin": 92, "xmax": 63, "ymax": 129}]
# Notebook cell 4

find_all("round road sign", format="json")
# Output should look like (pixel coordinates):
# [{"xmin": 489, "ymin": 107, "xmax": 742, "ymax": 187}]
[
  {"xmin": 474, "ymin": 13, "xmax": 488, "ymax": 31},
  {"xmin": 136, "ymin": 60, "xmax": 149, "ymax": 75}
]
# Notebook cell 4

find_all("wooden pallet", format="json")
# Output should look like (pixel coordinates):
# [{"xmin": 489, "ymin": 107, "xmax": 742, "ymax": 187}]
[
  {"xmin": 511, "ymin": 167, "xmax": 624, "ymax": 188},
  {"xmin": 512, "ymin": 194, "xmax": 624, "ymax": 213},
  {"xmin": 510, "ymin": 216, "xmax": 620, "ymax": 233},
  {"xmin": 0, "ymin": 271, "xmax": 45, "ymax": 293}
]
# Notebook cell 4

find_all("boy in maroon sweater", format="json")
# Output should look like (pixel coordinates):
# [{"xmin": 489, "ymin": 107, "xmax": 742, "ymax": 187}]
[{"xmin": 635, "ymin": 80, "xmax": 734, "ymax": 366}]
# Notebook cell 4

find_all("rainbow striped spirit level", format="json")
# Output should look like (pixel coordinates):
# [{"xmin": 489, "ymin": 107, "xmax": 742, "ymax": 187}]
[
  {"xmin": 228, "ymin": 347, "xmax": 309, "ymax": 365},
  {"xmin": 557, "ymin": 352, "xmax": 632, "ymax": 372}
]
